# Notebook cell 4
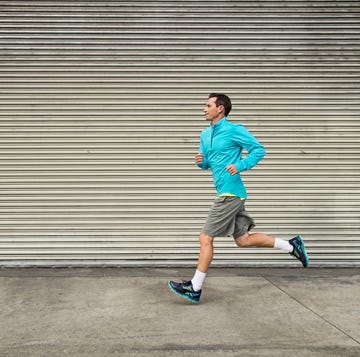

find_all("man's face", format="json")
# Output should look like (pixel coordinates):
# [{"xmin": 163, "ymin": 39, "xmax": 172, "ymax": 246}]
[{"xmin": 204, "ymin": 97, "xmax": 223, "ymax": 122}]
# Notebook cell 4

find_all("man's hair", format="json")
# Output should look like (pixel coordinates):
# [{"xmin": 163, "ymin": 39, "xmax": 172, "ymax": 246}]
[{"xmin": 208, "ymin": 93, "xmax": 232, "ymax": 116}]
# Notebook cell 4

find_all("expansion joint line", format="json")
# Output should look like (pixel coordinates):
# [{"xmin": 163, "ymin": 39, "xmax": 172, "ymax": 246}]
[{"xmin": 264, "ymin": 277, "xmax": 360, "ymax": 346}]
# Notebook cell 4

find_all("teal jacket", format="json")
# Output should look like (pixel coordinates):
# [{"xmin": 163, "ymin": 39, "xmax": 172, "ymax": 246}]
[{"xmin": 197, "ymin": 117, "xmax": 266, "ymax": 198}]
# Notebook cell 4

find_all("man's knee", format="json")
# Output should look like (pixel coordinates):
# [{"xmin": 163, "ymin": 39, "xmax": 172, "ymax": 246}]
[
  {"xmin": 199, "ymin": 232, "xmax": 214, "ymax": 247},
  {"xmin": 235, "ymin": 232, "xmax": 250, "ymax": 247}
]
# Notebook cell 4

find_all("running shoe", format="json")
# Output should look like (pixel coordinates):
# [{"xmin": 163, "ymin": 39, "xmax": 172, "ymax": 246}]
[
  {"xmin": 168, "ymin": 280, "xmax": 201, "ymax": 303},
  {"xmin": 289, "ymin": 235, "xmax": 309, "ymax": 267}
]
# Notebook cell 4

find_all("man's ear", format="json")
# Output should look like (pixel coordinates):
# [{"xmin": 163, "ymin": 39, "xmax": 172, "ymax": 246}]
[{"xmin": 218, "ymin": 105, "xmax": 225, "ymax": 114}]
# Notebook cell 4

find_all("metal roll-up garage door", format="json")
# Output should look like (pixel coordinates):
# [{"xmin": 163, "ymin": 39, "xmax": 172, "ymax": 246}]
[{"xmin": 0, "ymin": 1, "xmax": 359, "ymax": 266}]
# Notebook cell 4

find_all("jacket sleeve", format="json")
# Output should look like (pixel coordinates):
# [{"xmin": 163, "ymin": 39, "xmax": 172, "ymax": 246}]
[
  {"xmin": 233, "ymin": 125, "xmax": 266, "ymax": 172},
  {"xmin": 197, "ymin": 134, "xmax": 209, "ymax": 170}
]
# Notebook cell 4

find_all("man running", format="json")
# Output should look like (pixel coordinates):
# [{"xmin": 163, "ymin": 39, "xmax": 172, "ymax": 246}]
[{"xmin": 168, "ymin": 93, "xmax": 308, "ymax": 303}]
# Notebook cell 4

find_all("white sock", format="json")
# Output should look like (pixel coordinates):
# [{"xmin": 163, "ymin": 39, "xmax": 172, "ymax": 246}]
[
  {"xmin": 191, "ymin": 269, "xmax": 207, "ymax": 292},
  {"xmin": 274, "ymin": 238, "xmax": 293, "ymax": 253}
]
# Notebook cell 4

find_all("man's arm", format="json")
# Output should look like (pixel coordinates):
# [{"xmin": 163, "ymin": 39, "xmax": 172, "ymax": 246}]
[
  {"xmin": 233, "ymin": 124, "xmax": 266, "ymax": 173},
  {"xmin": 195, "ymin": 135, "xmax": 209, "ymax": 170}
]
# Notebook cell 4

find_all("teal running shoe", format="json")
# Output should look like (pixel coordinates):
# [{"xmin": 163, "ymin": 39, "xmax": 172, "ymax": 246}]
[
  {"xmin": 168, "ymin": 280, "xmax": 201, "ymax": 303},
  {"xmin": 289, "ymin": 235, "xmax": 309, "ymax": 267}
]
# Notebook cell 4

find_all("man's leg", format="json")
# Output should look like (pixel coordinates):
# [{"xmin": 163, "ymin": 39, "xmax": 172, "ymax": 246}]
[
  {"xmin": 168, "ymin": 232, "xmax": 214, "ymax": 302},
  {"xmin": 197, "ymin": 232, "xmax": 214, "ymax": 272},
  {"xmin": 235, "ymin": 231, "xmax": 275, "ymax": 248},
  {"xmin": 189, "ymin": 233, "xmax": 214, "ymax": 292},
  {"xmin": 235, "ymin": 231, "xmax": 309, "ymax": 267}
]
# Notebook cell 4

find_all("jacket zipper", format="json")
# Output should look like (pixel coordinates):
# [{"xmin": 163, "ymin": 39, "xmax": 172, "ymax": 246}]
[{"xmin": 210, "ymin": 124, "xmax": 215, "ymax": 148}]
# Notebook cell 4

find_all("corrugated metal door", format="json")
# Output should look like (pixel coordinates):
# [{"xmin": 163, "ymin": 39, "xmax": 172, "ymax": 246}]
[{"xmin": 0, "ymin": 1, "xmax": 359, "ymax": 266}]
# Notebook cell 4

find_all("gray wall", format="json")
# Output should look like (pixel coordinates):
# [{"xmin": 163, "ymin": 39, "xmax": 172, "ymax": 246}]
[{"xmin": 0, "ymin": 1, "xmax": 359, "ymax": 266}]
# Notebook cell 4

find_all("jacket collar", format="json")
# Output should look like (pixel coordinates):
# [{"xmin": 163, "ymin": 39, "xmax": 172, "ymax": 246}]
[{"xmin": 210, "ymin": 116, "xmax": 227, "ymax": 128}]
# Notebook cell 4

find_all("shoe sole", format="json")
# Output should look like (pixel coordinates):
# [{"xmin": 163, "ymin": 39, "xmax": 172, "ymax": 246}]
[
  {"xmin": 296, "ymin": 235, "xmax": 309, "ymax": 268},
  {"xmin": 168, "ymin": 282, "xmax": 200, "ymax": 304}
]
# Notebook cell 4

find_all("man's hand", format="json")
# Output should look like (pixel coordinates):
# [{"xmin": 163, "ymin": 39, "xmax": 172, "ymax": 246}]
[
  {"xmin": 195, "ymin": 153, "xmax": 204, "ymax": 165},
  {"xmin": 226, "ymin": 164, "xmax": 239, "ymax": 176}
]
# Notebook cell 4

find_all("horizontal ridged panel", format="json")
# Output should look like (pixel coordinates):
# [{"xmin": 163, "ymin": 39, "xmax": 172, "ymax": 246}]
[{"xmin": 0, "ymin": 0, "xmax": 359, "ymax": 266}]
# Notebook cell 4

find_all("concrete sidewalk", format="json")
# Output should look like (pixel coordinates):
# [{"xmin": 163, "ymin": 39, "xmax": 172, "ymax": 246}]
[{"xmin": 0, "ymin": 268, "xmax": 359, "ymax": 357}]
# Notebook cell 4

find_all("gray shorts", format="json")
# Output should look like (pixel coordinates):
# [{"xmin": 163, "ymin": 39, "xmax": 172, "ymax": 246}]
[{"xmin": 202, "ymin": 196, "xmax": 255, "ymax": 239}]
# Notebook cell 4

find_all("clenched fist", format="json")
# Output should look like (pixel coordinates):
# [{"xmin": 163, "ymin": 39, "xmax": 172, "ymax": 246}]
[
  {"xmin": 226, "ymin": 164, "xmax": 239, "ymax": 176},
  {"xmin": 195, "ymin": 153, "xmax": 204, "ymax": 165}
]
